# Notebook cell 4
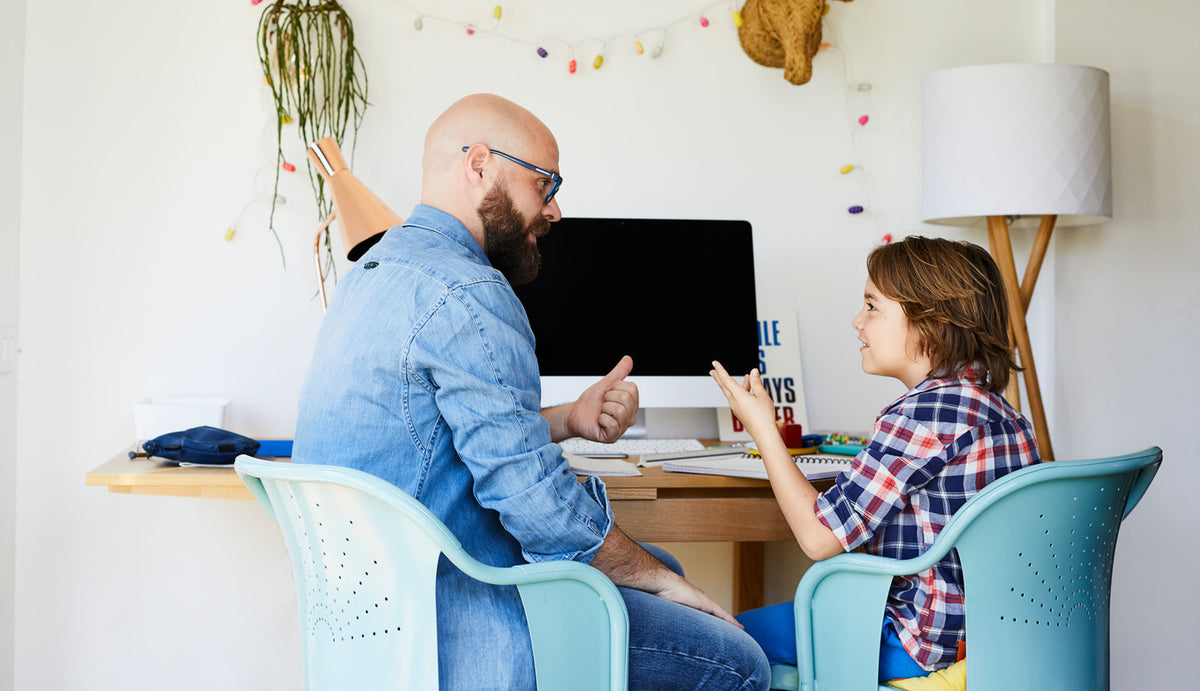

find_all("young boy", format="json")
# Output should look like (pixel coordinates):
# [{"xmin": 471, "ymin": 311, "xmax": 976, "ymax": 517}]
[{"xmin": 710, "ymin": 236, "xmax": 1041, "ymax": 684}]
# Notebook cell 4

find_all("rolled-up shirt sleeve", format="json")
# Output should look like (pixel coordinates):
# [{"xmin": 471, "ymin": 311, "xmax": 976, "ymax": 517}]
[
  {"xmin": 409, "ymin": 278, "xmax": 613, "ymax": 564},
  {"xmin": 815, "ymin": 413, "xmax": 947, "ymax": 551}
]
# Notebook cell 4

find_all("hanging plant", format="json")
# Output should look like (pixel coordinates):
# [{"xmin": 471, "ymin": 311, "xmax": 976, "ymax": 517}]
[{"xmin": 257, "ymin": 0, "xmax": 369, "ymax": 274}]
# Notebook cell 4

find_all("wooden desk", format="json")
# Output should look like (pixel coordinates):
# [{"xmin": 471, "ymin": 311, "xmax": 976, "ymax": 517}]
[{"xmin": 88, "ymin": 453, "xmax": 801, "ymax": 611}]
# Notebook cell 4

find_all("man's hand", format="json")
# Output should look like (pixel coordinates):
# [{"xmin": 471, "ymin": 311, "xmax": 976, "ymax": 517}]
[
  {"xmin": 544, "ymin": 355, "xmax": 639, "ymax": 443},
  {"xmin": 590, "ymin": 524, "xmax": 740, "ymax": 627}
]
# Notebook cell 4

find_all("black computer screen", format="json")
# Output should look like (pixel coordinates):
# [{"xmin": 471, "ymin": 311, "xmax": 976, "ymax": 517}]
[{"xmin": 513, "ymin": 218, "xmax": 759, "ymax": 377}]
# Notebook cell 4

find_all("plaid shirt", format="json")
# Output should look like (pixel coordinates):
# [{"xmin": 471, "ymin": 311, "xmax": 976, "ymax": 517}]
[{"xmin": 815, "ymin": 371, "xmax": 1040, "ymax": 670}]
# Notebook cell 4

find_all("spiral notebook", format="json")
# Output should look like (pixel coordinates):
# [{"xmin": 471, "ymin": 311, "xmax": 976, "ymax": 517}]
[{"xmin": 661, "ymin": 453, "xmax": 853, "ymax": 481}]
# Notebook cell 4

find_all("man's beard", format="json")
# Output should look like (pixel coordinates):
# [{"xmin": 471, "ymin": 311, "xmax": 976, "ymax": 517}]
[{"xmin": 478, "ymin": 182, "xmax": 549, "ymax": 286}]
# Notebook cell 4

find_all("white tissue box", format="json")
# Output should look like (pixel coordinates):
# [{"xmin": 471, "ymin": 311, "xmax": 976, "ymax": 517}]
[{"xmin": 134, "ymin": 397, "xmax": 230, "ymax": 448}]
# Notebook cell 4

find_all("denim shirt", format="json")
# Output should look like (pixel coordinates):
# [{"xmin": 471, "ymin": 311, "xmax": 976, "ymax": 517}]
[{"xmin": 294, "ymin": 204, "xmax": 614, "ymax": 689}]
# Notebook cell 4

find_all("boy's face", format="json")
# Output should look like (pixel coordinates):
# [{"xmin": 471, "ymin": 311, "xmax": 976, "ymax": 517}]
[{"xmin": 852, "ymin": 278, "xmax": 932, "ymax": 390}]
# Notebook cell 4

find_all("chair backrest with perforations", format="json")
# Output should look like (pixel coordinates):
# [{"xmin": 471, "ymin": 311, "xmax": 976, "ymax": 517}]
[
  {"xmin": 950, "ymin": 451, "xmax": 1161, "ymax": 691},
  {"xmin": 238, "ymin": 458, "xmax": 463, "ymax": 691}
]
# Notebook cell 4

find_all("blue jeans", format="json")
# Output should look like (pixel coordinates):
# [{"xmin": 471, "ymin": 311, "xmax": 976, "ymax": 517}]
[
  {"xmin": 628, "ymin": 545, "xmax": 770, "ymax": 690},
  {"xmin": 735, "ymin": 601, "xmax": 926, "ymax": 683}
]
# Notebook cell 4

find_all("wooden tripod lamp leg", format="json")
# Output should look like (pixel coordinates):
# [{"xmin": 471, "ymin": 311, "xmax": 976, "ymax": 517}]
[
  {"xmin": 986, "ymin": 228, "xmax": 1024, "ymax": 410},
  {"xmin": 987, "ymin": 216, "xmax": 1055, "ymax": 461}
]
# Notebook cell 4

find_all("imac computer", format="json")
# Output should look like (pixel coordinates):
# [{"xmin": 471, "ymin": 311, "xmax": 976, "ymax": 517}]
[{"xmin": 513, "ymin": 217, "xmax": 758, "ymax": 410}]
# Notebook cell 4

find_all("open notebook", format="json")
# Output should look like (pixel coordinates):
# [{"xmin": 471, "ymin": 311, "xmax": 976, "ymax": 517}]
[{"xmin": 662, "ymin": 453, "xmax": 853, "ymax": 481}]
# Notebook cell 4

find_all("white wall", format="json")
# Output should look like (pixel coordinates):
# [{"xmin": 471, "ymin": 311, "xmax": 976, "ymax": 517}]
[
  {"xmin": 1053, "ymin": 1, "xmax": 1200, "ymax": 689},
  {"xmin": 1, "ymin": 0, "xmax": 24, "ymax": 687},
  {"xmin": 20, "ymin": 1, "xmax": 1193, "ymax": 689}
]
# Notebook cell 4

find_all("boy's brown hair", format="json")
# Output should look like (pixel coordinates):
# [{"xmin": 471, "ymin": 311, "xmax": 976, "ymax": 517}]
[{"xmin": 867, "ymin": 236, "xmax": 1017, "ymax": 393}]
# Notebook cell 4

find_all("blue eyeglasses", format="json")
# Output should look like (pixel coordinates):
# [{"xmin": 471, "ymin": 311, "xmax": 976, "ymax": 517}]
[{"xmin": 462, "ymin": 145, "xmax": 563, "ymax": 205}]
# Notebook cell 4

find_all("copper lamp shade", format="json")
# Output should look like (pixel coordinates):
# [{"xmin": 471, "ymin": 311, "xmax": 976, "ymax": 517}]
[{"xmin": 307, "ymin": 137, "xmax": 403, "ymax": 310}]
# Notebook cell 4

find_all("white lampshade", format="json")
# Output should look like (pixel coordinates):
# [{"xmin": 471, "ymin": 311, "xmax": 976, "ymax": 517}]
[{"xmin": 922, "ymin": 63, "xmax": 1112, "ymax": 229}]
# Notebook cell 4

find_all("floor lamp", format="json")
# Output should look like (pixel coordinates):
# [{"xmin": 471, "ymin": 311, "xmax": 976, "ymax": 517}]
[
  {"xmin": 921, "ymin": 63, "xmax": 1113, "ymax": 461},
  {"xmin": 306, "ymin": 138, "xmax": 404, "ymax": 311}
]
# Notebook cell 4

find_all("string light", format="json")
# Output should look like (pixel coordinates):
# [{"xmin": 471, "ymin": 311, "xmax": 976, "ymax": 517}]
[
  {"xmin": 732, "ymin": 11, "xmax": 743, "ymax": 27},
  {"xmin": 593, "ymin": 54, "xmax": 604, "ymax": 69},
  {"xmin": 819, "ymin": 11, "xmax": 886, "ymax": 229},
  {"xmin": 223, "ymin": 194, "xmax": 285, "ymax": 246},
  {"xmin": 374, "ymin": 0, "xmax": 723, "ymax": 69},
  {"xmin": 281, "ymin": 162, "xmax": 296, "ymax": 172}
]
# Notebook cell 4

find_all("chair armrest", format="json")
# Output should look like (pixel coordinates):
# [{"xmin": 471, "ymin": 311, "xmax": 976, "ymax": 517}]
[
  {"xmin": 466, "ymin": 560, "xmax": 629, "ymax": 691},
  {"xmin": 793, "ymin": 553, "xmax": 898, "ymax": 691}
]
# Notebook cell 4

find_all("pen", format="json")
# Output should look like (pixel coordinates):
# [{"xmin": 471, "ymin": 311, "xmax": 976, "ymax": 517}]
[
  {"xmin": 648, "ymin": 450, "xmax": 745, "ymax": 462},
  {"xmin": 581, "ymin": 453, "xmax": 629, "ymax": 459}
]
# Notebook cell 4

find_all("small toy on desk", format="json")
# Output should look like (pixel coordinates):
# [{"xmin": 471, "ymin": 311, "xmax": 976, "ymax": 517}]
[
  {"xmin": 780, "ymin": 423, "xmax": 806, "ymax": 448},
  {"xmin": 784, "ymin": 424, "xmax": 822, "ymax": 455},
  {"xmin": 818, "ymin": 431, "xmax": 869, "ymax": 455}
]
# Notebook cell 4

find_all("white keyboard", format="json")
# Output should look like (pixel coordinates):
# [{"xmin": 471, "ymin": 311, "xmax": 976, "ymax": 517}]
[{"xmin": 559, "ymin": 437, "xmax": 706, "ymax": 456}]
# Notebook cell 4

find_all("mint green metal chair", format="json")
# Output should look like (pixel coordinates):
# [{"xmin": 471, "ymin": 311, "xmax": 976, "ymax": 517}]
[
  {"xmin": 235, "ymin": 455, "xmax": 629, "ymax": 691},
  {"xmin": 768, "ymin": 447, "xmax": 1161, "ymax": 691}
]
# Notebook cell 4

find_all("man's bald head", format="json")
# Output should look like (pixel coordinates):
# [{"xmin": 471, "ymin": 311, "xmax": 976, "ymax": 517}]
[{"xmin": 422, "ymin": 94, "xmax": 557, "ymax": 177}]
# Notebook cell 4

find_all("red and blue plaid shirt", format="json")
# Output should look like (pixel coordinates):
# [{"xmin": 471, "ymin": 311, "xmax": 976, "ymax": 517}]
[{"xmin": 815, "ymin": 371, "xmax": 1040, "ymax": 670}]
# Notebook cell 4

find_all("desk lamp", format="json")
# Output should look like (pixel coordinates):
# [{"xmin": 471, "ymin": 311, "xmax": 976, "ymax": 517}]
[
  {"xmin": 922, "ymin": 63, "xmax": 1113, "ymax": 461},
  {"xmin": 306, "ymin": 138, "xmax": 404, "ymax": 311}
]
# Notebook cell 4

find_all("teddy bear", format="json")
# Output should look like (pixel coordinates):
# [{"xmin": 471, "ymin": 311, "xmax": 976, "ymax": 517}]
[{"xmin": 738, "ymin": 0, "xmax": 853, "ymax": 85}]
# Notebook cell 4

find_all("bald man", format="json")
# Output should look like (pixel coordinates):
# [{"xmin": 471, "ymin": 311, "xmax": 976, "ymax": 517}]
[{"xmin": 295, "ymin": 94, "xmax": 769, "ymax": 690}]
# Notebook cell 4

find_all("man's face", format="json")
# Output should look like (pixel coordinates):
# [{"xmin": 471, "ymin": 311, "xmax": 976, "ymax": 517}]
[{"xmin": 478, "ymin": 178, "xmax": 551, "ymax": 286}]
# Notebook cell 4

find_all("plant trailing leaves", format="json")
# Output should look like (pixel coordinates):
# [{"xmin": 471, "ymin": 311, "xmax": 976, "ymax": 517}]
[{"xmin": 258, "ymin": 0, "xmax": 369, "ymax": 275}]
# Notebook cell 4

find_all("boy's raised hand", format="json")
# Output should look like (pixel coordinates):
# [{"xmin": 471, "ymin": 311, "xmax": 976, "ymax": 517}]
[{"xmin": 709, "ymin": 361, "xmax": 777, "ymax": 439}]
